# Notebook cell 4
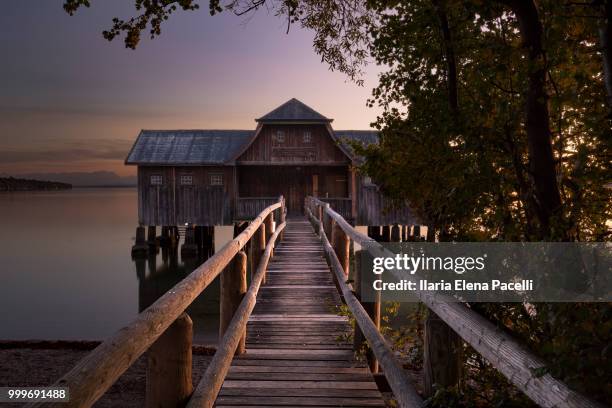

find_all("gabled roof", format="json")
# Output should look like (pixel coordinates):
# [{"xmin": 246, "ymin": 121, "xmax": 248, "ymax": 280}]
[
  {"xmin": 256, "ymin": 98, "xmax": 332, "ymax": 123},
  {"xmin": 125, "ymin": 130, "xmax": 254, "ymax": 165}
]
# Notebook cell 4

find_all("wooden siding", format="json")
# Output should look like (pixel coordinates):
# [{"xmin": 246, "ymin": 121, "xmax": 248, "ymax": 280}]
[
  {"xmin": 235, "ymin": 197, "xmax": 279, "ymax": 220},
  {"xmin": 238, "ymin": 166, "xmax": 349, "ymax": 214},
  {"xmin": 319, "ymin": 198, "xmax": 353, "ymax": 221},
  {"xmin": 357, "ymin": 185, "xmax": 417, "ymax": 225},
  {"xmin": 237, "ymin": 124, "xmax": 349, "ymax": 165},
  {"xmin": 138, "ymin": 166, "xmax": 234, "ymax": 226}
]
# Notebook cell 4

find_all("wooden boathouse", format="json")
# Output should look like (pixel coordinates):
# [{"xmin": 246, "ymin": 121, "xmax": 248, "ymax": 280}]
[{"xmin": 125, "ymin": 98, "xmax": 414, "ymax": 227}]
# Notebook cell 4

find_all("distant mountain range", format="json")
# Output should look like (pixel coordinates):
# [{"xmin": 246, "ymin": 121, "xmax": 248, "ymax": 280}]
[{"xmin": 2, "ymin": 171, "xmax": 137, "ymax": 187}]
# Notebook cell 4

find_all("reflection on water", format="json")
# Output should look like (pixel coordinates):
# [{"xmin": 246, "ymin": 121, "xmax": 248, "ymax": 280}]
[
  {"xmin": 0, "ymin": 188, "xmax": 219, "ymax": 344},
  {"xmin": 135, "ymin": 244, "xmax": 220, "ymax": 344}
]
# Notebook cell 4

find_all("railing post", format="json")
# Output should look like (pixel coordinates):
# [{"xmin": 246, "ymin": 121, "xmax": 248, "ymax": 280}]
[
  {"xmin": 251, "ymin": 223, "xmax": 266, "ymax": 283},
  {"xmin": 322, "ymin": 203, "xmax": 332, "ymax": 238},
  {"xmin": 220, "ymin": 251, "xmax": 248, "ymax": 355},
  {"xmin": 265, "ymin": 212, "xmax": 274, "ymax": 246},
  {"xmin": 423, "ymin": 309, "xmax": 462, "ymax": 397},
  {"xmin": 332, "ymin": 222, "xmax": 350, "ymax": 277},
  {"xmin": 146, "ymin": 312, "xmax": 193, "ymax": 408},
  {"xmin": 280, "ymin": 196, "xmax": 286, "ymax": 241}
]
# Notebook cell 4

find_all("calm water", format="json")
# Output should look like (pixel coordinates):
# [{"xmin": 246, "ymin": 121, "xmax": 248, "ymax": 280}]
[{"xmin": 0, "ymin": 188, "xmax": 220, "ymax": 343}]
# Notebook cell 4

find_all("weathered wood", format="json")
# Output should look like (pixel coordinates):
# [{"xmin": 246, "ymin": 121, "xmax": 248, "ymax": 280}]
[
  {"xmin": 147, "ymin": 226, "xmax": 157, "ymax": 246},
  {"xmin": 423, "ymin": 309, "xmax": 462, "ymax": 397},
  {"xmin": 132, "ymin": 226, "xmax": 148, "ymax": 256},
  {"xmin": 26, "ymin": 200, "xmax": 282, "ymax": 408},
  {"xmin": 279, "ymin": 196, "xmax": 286, "ymax": 241},
  {"xmin": 331, "ymin": 222, "xmax": 350, "ymax": 277},
  {"xmin": 265, "ymin": 212, "xmax": 274, "ymax": 258},
  {"xmin": 391, "ymin": 224, "xmax": 401, "ymax": 242},
  {"xmin": 251, "ymin": 224, "xmax": 266, "ymax": 284},
  {"xmin": 306, "ymin": 208, "xmax": 423, "ymax": 408},
  {"xmin": 145, "ymin": 313, "xmax": 193, "ymax": 408},
  {"xmin": 186, "ymin": 222, "xmax": 286, "ymax": 408},
  {"xmin": 309, "ymin": 196, "xmax": 605, "ymax": 408},
  {"xmin": 236, "ymin": 197, "xmax": 279, "ymax": 220},
  {"xmin": 181, "ymin": 225, "xmax": 197, "ymax": 258},
  {"xmin": 220, "ymin": 251, "xmax": 248, "ymax": 355}
]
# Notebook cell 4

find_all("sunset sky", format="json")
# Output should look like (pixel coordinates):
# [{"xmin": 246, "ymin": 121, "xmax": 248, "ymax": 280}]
[{"xmin": 0, "ymin": 1, "xmax": 381, "ymax": 177}]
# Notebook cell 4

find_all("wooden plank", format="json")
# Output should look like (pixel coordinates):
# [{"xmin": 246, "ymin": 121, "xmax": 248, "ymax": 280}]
[
  {"xmin": 218, "ymin": 387, "xmax": 380, "ymax": 398},
  {"xmin": 221, "ymin": 381, "xmax": 378, "ymax": 390},
  {"xmin": 228, "ymin": 366, "xmax": 369, "ymax": 374},
  {"xmin": 215, "ymin": 396, "xmax": 385, "ymax": 406}
]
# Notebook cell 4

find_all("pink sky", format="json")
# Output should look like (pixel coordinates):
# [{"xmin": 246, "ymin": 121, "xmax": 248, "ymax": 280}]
[{"xmin": 0, "ymin": 1, "xmax": 382, "ymax": 177}]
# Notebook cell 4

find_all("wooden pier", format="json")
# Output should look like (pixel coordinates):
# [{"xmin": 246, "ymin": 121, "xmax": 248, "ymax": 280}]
[
  {"xmin": 30, "ymin": 196, "xmax": 603, "ymax": 408},
  {"xmin": 216, "ymin": 218, "xmax": 385, "ymax": 407}
]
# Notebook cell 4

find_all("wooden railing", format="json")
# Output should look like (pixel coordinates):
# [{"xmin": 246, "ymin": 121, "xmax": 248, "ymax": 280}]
[
  {"xmin": 29, "ymin": 197, "xmax": 286, "ymax": 408},
  {"xmin": 235, "ymin": 197, "xmax": 279, "ymax": 220},
  {"xmin": 305, "ymin": 196, "xmax": 604, "ymax": 408}
]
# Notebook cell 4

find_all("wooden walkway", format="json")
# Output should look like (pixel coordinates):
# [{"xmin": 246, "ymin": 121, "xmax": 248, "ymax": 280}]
[{"xmin": 215, "ymin": 217, "xmax": 386, "ymax": 407}]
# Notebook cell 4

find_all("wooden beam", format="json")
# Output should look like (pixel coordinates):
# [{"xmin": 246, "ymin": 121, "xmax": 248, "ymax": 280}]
[
  {"xmin": 145, "ymin": 313, "xmax": 193, "ymax": 408},
  {"xmin": 423, "ymin": 309, "xmax": 462, "ymax": 397},
  {"xmin": 220, "ymin": 251, "xmax": 248, "ymax": 355}
]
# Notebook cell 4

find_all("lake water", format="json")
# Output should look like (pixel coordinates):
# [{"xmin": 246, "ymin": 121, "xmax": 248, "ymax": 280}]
[{"xmin": 0, "ymin": 188, "xmax": 220, "ymax": 343}]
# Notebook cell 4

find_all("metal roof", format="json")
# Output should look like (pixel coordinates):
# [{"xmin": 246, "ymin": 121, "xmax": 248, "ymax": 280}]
[
  {"xmin": 125, "ymin": 130, "xmax": 254, "ymax": 165},
  {"xmin": 125, "ymin": 127, "xmax": 379, "ymax": 166},
  {"xmin": 256, "ymin": 98, "xmax": 332, "ymax": 123}
]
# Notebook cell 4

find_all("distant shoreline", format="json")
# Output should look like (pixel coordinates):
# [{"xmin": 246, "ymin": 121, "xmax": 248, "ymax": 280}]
[{"xmin": 0, "ymin": 177, "xmax": 71, "ymax": 192}]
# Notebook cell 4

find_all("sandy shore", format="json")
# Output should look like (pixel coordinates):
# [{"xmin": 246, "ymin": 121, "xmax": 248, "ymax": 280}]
[{"xmin": 0, "ymin": 341, "xmax": 214, "ymax": 407}]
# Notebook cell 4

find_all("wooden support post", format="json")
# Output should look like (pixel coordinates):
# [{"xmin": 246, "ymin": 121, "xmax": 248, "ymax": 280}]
[
  {"xmin": 279, "ymin": 198, "xmax": 286, "ymax": 241},
  {"xmin": 414, "ymin": 225, "xmax": 422, "ymax": 241},
  {"xmin": 264, "ymin": 213, "xmax": 274, "ymax": 244},
  {"xmin": 381, "ymin": 225, "xmax": 391, "ymax": 242},
  {"xmin": 146, "ymin": 312, "xmax": 193, "ymax": 408},
  {"xmin": 147, "ymin": 226, "xmax": 157, "ymax": 246},
  {"xmin": 160, "ymin": 226, "xmax": 170, "ymax": 247},
  {"xmin": 332, "ymin": 222, "xmax": 350, "ymax": 277},
  {"xmin": 132, "ymin": 226, "xmax": 148, "ymax": 256},
  {"xmin": 391, "ymin": 224, "xmax": 401, "ymax": 242},
  {"xmin": 322, "ymin": 203, "xmax": 332, "ymax": 238},
  {"xmin": 362, "ymin": 276, "xmax": 381, "ymax": 373},
  {"xmin": 423, "ymin": 309, "xmax": 462, "ymax": 397},
  {"xmin": 220, "ymin": 251, "xmax": 247, "ymax": 355},
  {"xmin": 169, "ymin": 226, "xmax": 179, "ymax": 248},
  {"xmin": 251, "ymin": 224, "xmax": 266, "ymax": 283},
  {"xmin": 181, "ymin": 226, "xmax": 197, "ymax": 258}
]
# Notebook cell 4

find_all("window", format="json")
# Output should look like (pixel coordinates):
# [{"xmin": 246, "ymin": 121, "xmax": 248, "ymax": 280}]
[
  {"xmin": 303, "ymin": 131, "xmax": 312, "ymax": 143},
  {"xmin": 210, "ymin": 174, "xmax": 223, "ymax": 186},
  {"xmin": 275, "ymin": 130, "xmax": 285, "ymax": 143},
  {"xmin": 150, "ymin": 175, "xmax": 163, "ymax": 185},
  {"xmin": 180, "ymin": 175, "xmax": 193, "ymax": 185}
]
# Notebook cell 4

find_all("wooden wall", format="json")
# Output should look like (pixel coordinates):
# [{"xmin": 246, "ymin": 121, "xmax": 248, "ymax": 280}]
[
  {"xmin": 238, "ymin": 166, "xmax": 349, "ymax": 214},
  {"xmin": 237, "ymin": 124, "xmax": 349, "ymax": 165},
  {"xmin": 357, "ymin": 184, "xmax": 418, "ymax": 225},
  {"xmin": 138, "ymin": 166, "xmax": 234, "ymax": 226}
]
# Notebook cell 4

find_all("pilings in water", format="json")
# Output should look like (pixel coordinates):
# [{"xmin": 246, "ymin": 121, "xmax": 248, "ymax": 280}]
[
  {"xmin": 181, "ymin": 225, "xmax": 215, "ymax": 260},
  {"xmin": 131, "ymin": 226, "xmax": 148, "ymax": 256}
]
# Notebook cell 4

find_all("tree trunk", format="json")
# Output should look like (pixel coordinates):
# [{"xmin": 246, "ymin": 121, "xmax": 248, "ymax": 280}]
[
  {"xmin": 432, "ymin": 0, "xmax": 458, "ymax": 116},
  {"xmin": 598, "ymin": 0, "xmax": 612, "ymax": 115},
  {"xmin": 500, "ymin": 0, "xmax": 562, "ymax": 237}
]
